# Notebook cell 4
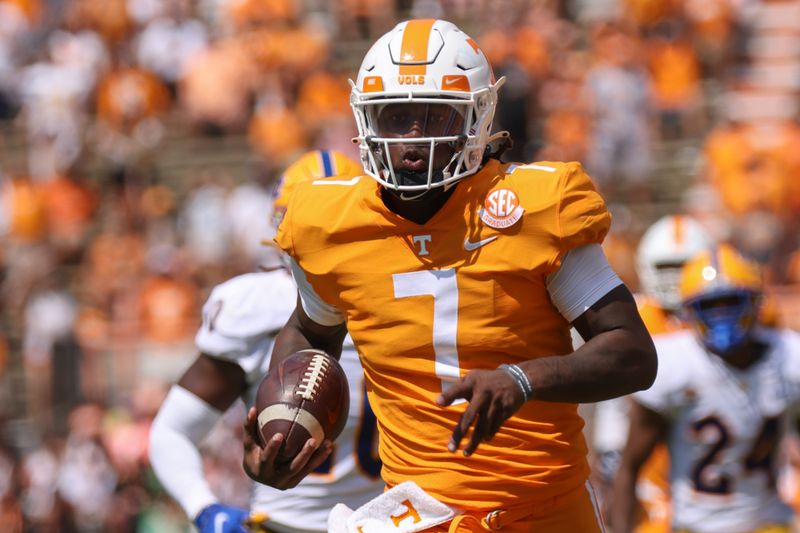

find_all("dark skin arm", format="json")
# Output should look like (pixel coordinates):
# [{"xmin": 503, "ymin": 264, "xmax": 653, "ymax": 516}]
[
  {"xmin": 242, "ymin": 297, "xmax": 347, "ymax": 488},
  {"xmin": 177, "ymin": 353, "xmax": 249, "ymax": 411},
  {"xmin": 608, "ymin": 400, "xmax": 669, "ymax": 533},
  {"xmin": 437, "ymin": 284, "xmax": 658, "ymax": 456},
  {"xmin": 268, "ymin": 297, "xmax": 349, "ymax": 364}
]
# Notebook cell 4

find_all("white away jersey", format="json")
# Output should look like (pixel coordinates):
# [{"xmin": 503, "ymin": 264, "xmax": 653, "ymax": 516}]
[
  {"xmin": 635, "ymin": 328, "xmax": 800, "ymax": 533},
  {"xmin": 195, "ymin": 271, "xmax": 384, "ymax": 532}
]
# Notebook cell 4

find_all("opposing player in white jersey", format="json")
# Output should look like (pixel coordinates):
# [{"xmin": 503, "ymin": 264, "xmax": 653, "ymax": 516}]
[
  {"xmin": 591, "ymin": 215, "xmax": 712, "ymax": 532},
  {"xmin": 610, "ymin": 244, "xmax": 800, "ymax": 533},
  {"xmin": 148, "ymin": 150, "xmax": 383, "ymax": 533}
]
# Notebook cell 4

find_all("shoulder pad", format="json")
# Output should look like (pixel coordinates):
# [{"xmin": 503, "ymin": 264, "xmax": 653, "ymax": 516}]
[{"xmin": 202, "ymin": 271, "xmax": 296, "ymax": 340}]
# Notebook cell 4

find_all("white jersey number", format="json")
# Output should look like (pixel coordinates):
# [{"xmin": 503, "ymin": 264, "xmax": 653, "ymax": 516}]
[{"xmin": 393, "ymin": 269, "xmax": 463, "ymax": 401}]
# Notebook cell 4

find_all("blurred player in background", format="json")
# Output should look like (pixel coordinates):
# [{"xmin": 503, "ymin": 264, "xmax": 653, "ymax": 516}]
[
  {"xmin": 244, "ymin": 19, "xmax": 657, "ymax": 532},
  {"xmin": 592, "ymin": 214, "xmax": 712, "ymax": 532},
  {"xmin": 635, "ymin": 215, "xmax": 714, "ymax": 332},
  {"xmin": 611, "ymin": 244, "xmax": 800, "ymax": 533},
  {"xmin": 270, "ymin": 149, "xmax": 364, "ymax": 229},
  {"xmin": 149, "ymin": 149, "xmax": 383, "ymax": 533}
]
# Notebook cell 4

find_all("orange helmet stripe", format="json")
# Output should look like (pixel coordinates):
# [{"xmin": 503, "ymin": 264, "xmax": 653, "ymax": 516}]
[
  {"xmin": 399, "ymin": 19, "xmax": 435, "ymax": 76},
  {"xmin": 673, "ymin": 215, "xmax": 684, "ymax": 244}
]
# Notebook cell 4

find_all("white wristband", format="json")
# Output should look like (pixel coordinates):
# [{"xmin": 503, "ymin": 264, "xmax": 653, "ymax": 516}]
[{"xmin": 498, "ymin": 363, "xmax": 534, "ymax": 401}]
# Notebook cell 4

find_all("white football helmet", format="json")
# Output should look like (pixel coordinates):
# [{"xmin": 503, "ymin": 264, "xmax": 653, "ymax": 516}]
[
  {"xmin": 350, "ymin": 19, "xmax": 505, "ymax": 195},
  {"xmin": 636, "ymin": 215, "xmax": 713, "ymax": 311}
]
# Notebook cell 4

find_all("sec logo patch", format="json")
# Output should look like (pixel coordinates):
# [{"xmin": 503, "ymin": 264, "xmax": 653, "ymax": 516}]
[{"xmin": 480, "ymin": 188, "xmax": 524, "ymax": 229}]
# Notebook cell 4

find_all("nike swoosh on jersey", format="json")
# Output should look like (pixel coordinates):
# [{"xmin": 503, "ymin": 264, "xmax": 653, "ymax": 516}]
[
  {"xmin": 463, "ymin": 235, "xmax": 498, "ymax": 251},
  {"xmin": 214, "ymin": 514, "xmax": 228, "ymax": 533}
]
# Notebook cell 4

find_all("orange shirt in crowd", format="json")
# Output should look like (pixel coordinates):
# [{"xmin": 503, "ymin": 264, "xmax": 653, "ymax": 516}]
[
  {"xmin": 647, "ymin": 39, "xmax": 701, "ymax": 110},
  {"xmin": 248, "ymin": 105, "xmax": 308, "ymax": 164},
  {"xmin": 225, "ymin": 0, "xmax": 299, "ymax": 29},
  {"xmin": 296, "ymin": 70, "xmax": 351, "ymax": 127},
  {"xmin": 37, "ymin": 175, "xmax": 96, "ymax": 243},
  {"xmin": 281, "ymin": 27, "xmax": 330, "ymax": 75},
  {"xmin": 239, "ymin": 26, "xmax": 329, "ymax": 74},
  {"xmin": 4, "ymin": 176, "xmax": 45, "ymax": 243},
  {"xmin": 137, "ymin": 274, "xmax": 198, "ymax": 345},
  {"xmin": 84, "ymin": 230, "xmax": 146, "ymax": 296},
  {"xmin": 514, "ymin": 26, "xmax": 551, "ymax": 79},
  {"xmin": 623, "ymin": 0, "xmax": 676, "ymax": 28},
  {"xmin": 542, "ymin": 109, "xmax": 591, "ymax": 163},
  {"xmin": 0, "ymin": 332, "xmax": 8, "ymax": 375},
  {"xmin": 66, "ymin": 0, "xmax": 131, "ymax": 44},
  {"xmin": 96, "ymin": 67, "xmax": 170, "ymax": 132},
  {"xmin": 180, "ymin": 40, "xmax": 259, "ymax": 129},
  {"xmin": 703, "ymin": 122, "xmax": 800, "ymax": 217}
]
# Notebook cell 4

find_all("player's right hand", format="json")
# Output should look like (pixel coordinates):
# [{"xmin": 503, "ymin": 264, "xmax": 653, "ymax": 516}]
[
  {"xmin": 436, "ymin": 367, "xmax": 526, "ymax": 456},
  {"xmin": 194, "ymin": 503, "xmax": 249, "ymax": 533},
  {"xmin": 242, "ymin": 407, "xmax": 333, "ymax": 490}
]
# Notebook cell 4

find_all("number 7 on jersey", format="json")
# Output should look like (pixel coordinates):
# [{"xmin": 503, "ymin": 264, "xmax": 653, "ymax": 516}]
[{"xmin": 393, "ymin": 269, "xmax": 465, "ymax": 403}]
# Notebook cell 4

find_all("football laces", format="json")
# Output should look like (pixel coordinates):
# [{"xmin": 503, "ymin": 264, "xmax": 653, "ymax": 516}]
[{"xmin": 297, "ymin": 354, "xmax": 330, "ymax": 400}]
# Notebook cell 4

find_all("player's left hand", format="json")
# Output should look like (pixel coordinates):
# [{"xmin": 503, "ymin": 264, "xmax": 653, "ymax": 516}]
[
  {"xmin": 436, "ymin": 368, "xmax": 526, "ymax": 456},
  {"xmin": 242, "ymin": 407, "xmax": 333, "ymax": 490}
]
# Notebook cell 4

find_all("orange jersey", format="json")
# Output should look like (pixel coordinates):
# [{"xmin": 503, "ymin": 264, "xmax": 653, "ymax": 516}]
[{"xmin": 276, "ymin": 159, "xmax": 611, "ymax": 510}]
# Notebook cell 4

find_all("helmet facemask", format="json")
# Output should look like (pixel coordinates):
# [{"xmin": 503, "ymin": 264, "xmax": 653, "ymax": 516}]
[
  {"xmin": 684, "ymin": 289, "xmax": 761, "ymax": 356},
  {"xmin": 352, "ymin": 86, "xmax": 500, "ymax": 198},
  {"xmin": 647, "ymin": 260, "xmax": 686, "ymax": 312}
]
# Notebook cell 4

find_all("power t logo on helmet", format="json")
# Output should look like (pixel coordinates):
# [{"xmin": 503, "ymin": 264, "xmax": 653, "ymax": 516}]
[
  {"xmin": 350, "ymin": 19, "xmax": 505, "ymax": 197},
  {"xmin": 636, "ymin": 215, "xmax": 713, "ymax": 312}
]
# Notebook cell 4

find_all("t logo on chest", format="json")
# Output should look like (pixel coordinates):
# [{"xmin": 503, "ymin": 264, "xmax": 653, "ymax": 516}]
[{"xmin": 412, "ymin": 235, "xmax": 432, "ymax": 256}]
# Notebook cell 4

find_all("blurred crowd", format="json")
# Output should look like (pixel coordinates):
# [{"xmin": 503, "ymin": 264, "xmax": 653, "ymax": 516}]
[{"xmin": 0, "ymin": 0, "xmax": 799, "ymax": 531}]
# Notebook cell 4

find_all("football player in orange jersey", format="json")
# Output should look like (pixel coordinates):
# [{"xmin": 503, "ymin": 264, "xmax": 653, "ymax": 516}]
[{"xmin": 243, "ymin": 19, "xmax": 657, "ymax": 532}]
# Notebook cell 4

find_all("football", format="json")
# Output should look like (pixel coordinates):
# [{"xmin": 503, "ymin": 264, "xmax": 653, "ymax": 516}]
[{"xmin": 255, "ymin": 349, "xmax": 350, "ymax": 464}]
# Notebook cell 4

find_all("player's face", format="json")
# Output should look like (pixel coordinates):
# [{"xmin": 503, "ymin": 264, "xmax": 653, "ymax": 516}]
[{"xmin": 374, "ymin": 103, "xmax": 465, "ymax": 177}]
